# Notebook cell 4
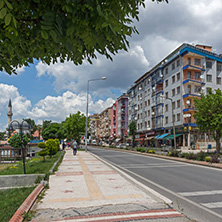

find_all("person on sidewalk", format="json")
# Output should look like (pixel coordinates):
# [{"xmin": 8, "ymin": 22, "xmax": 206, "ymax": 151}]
[{"xmin": 72, "ymin": 140, "xmax": 78, "ymax": 155}]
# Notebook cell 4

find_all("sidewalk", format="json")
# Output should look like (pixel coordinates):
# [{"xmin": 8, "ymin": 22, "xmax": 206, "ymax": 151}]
[{"xmin": 32, "ymin": 149, "xmax": 189, "ymax": 222}]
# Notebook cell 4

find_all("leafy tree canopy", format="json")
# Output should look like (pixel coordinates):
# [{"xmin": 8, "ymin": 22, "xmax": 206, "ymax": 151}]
[
  {"xmin": 8, "ymin": 133, "xmax": 30, "ymax": 148},
  {"xmin": 194, "ymin": 89, "xmax": 222, "ymax": 154},
  {"xmin": 42, "ymin": 122, "xmax": 66, "ymax": 140},
  {"xmin": 0, "ymin": 0, "xmax": 168, "ymax": 74},
  {"xmin": 64, "ymin": 111, "xmax": 86, "ymax": 142},
  {"xmin": 128, "ymin": 121, "xmax": 136, "ymax": 136},
  {"xmin": 0, "ymin": 131, "xmax": 5, "ymax": 140}
]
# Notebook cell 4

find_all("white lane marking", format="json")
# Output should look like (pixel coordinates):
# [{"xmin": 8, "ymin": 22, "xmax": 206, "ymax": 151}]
[
  {"xmin": 124, "ymin": 164, "xmax": 188, "ymax": 169},
  {"xmin": 201, "ymin": 201, "xmax": 222, "ymax": 209},
  {"xmin": 178, "ymin": 190, "xmax": 222, "ymax": 197}
]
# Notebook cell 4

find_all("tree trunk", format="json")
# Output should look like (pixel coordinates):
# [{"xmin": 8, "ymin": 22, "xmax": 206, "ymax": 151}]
[
  {"xmin": 132, "ymin": 130, "xmax": 135, "ymax": 148},
  {"xmin": 216, "ymin": 130, "xmax": 221, "ymax": 155}
]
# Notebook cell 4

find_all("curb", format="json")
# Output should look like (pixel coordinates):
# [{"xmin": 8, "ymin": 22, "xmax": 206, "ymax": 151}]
[
  {"xmin": 9, "ymin": 150, "xmax": 65, "ymax": 221},
  {"xmin": 9, "ymin": 183, "xmax": 44, "ymax": 222}
]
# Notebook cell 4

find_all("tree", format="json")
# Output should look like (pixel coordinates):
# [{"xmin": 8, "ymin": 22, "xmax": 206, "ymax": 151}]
[
  {"xmin": 0, "ymin": 131, "xmax": 5, "ymax": 140},
  {"xmin": 45, "ymin": 138, "xmax": 59, "ymax": 158},
  {"xmin": 64, "ymin": 111, "xmax": 86, "ymax": 143},
  {"xmin": 37, "ymin": 142, "xmax": 48, "ymax": 161},
  {"xmin": 0, "ymin": 0, "xmax": 168, "ymax": 74},
  {"xmin": 42, "ymin": 120, "xmax": 52, "ymax": 131},
  {"xmin": 128, "ymin": 121, "xmax": 136, "ymax": 147},
  {"xmin": 8, "ymin": 133, "xmax": 30, "ymax": 148},
  {"xmin": 194, "ymin": 89, "xmax": 222, "ymax": 154},
  {"xmin": 42, "ymin": 122, "xmax": 65, "ymax": 140}
]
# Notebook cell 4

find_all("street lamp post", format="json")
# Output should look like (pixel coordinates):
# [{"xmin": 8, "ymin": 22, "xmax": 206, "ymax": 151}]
[
  {"xmin": 161, "ymin": 96, "xmax": 176, "ymax": 150},
  {"xmin": 8, "ymin": 119, "xmax": 33, "ymax": 174},
  {"xmin": 85, "ymin": 77, "xmax": 107, "ymax": 152}
]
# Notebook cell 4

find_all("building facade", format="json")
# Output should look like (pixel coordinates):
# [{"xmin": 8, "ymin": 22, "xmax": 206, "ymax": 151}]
[
  {"xmin": 89, "ymin": 114, "xmax": 100, "ymax": 142},
  {"xmin": 128, "ymin": 43, "xmax": 222, "ymax": 148}
]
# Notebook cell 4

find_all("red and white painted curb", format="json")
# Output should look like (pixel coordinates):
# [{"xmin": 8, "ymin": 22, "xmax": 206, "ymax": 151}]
[{"xmin": 9, "ymin": 184, "xmax": 44, "ymax": 222}]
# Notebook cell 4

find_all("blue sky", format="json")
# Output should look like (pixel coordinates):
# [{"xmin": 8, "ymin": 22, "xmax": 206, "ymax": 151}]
[{"xmin": 1, "ymin": 0, "xmax": 222, "ymax": 131}]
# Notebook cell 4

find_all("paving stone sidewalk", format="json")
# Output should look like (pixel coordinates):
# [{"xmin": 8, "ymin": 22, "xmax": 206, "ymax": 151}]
[{"xmin": 32, "ymin": 149, "xmax": 190, "ymax": 222}]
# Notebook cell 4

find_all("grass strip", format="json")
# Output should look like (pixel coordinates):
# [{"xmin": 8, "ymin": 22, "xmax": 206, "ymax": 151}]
[
  {"xmin": 0, "ymin": 186, "xmax": 35, "ymax": 222},
  {"xmin": 0, "ymin": 151, "xmax": 61, "ymax": 175}
]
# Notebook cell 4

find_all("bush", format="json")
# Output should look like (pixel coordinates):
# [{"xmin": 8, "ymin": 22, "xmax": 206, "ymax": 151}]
[
  {"xmin": 148, "ymin": 150, "xmax": 155, "ymax": 154},
  {"xmin": 109, "ymin": 145, "xmax": 116, "ymax": 148},
  {"xmin": 210, "ymin": 154, "xmax": 220, "ymax": 163},
  {"xmin": 45, "ymin": 139, "xmax": 59, "ymax": 158},
  {"xmin": 37, "ymin": 142, "xmax": 46, "ymax": 148},
  {"xmin": 186, "ymin": 152, "xmax": 196, "ymax": 160},
  {"xmin": 181, "ymin": 153, "xmax": 189, "ymax": 158},
  {"xmin": 205, "ymin": 156, "xmax": 211, "ymax": 162},
  {"xmin": 168, "ymin": 150, "xmax": 181, "ymax": 157},
  {"xmin": 196, "ymin": 151, "xmax": 207, "ymax": 161}
]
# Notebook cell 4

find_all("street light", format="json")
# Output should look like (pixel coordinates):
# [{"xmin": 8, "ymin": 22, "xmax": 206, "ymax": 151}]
[
  {"xmin": 161, "ymin": 95, "xmax": 176, "ymax": 150},
  {"xmin": 85, "ymin": 77, "xmax": 107, "ymax": 152},
  {"xmin": 8, "ymin": 119, "xmax": 33, "ymax": 174}
]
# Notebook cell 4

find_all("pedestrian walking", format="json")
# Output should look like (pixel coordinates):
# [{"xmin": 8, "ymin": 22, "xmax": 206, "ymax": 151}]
[{"xmin": 72, "ymin": 140, "xmax": 78, "ymax": 155}]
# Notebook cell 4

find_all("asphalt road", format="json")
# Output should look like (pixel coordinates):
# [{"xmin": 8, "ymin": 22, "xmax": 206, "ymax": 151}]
[{"xmin": 88, "ymin": 146, "xmax": 222, "ymax": 222}]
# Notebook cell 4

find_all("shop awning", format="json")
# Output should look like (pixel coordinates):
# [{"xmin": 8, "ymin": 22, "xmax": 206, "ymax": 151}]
[
  {"xmin": 157, "ymin": 133, "xmax": 169, "ymax": 139},
  {"xmin": 154, "ymin": 135, "xmax": 160, "ymax": 139},
  {"xmin": 144, "ymin": 136, "xmax": 155, "ymax": 140},
  {"xmin": 165, "ymin": 134, "xmax": 182, "ymax": 139}
]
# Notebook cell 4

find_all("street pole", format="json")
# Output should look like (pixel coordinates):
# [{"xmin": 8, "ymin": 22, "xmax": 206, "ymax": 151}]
[
  {"xmin": 19, "ymin": 125, "xmax": 26, "ymax": 174},
  {"xmin": 85, "ymin": 77, "xmax": 107, "ymax": 152},
  {"xmin": 171, "ymin": 101, "xmax": 177, "ymax": 150}
]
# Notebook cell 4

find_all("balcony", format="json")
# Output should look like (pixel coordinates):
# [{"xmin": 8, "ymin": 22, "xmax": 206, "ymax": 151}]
[{"xmin": 183, "ymin": 89, "xmax": 201, "ymax": 98}]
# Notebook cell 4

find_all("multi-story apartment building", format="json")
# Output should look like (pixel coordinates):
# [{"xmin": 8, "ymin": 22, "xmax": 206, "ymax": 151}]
[
  {"xmin": 89, "ymin": 114, "xmax": 100, "ymax": 141},
  {"xmin": 110, "ymin": 94, "xmax": 129, "ymax": 142},
  {"xmin": 99, "ymin": 107, "xmax": 111, "ymax": 142},
  {"xmin": 128, "ymin": 43, "xmax": 222, "ymax": 148}
]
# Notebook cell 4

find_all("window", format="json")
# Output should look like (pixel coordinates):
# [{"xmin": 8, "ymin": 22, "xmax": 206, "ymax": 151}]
[
  {"xmin": 172, "ymin": 75, "xmax": 175, "ymax": 83},
  {"xmin": 172, "ymin": 62, "xmax": 175, "ymax": 70},
  {"xmin": 165, "ymin": 116, "xmax": 168, "ymax": 124},
  {"xmin": 148, "ymin": 120, "xmax": 150, "ymax": 127},
  {"xmin": 187, "ymin": 85, "xmax": 191, "ymax": 93},
  {"xmin": 195, "ymin": 58, "xmax": 201, "ymax": 66},
  {"xmin": 140, "ymin": 123, "xmax": 142, "ymax": 129},
  {"xmin": 195, "ymin": 72, "xmax": 201, "ymax": 79},
  {"xmin": 188, "ymin": 71, "xmax": 191, "ymax": 79},
  {"xmin": 165, "ymin": 92, "xmax": 168, "ymax": 98},
  {"xmin": 138, "ymin": 114, "xmax": 139, "ymax": 119},
  {"xmin": 206, "ymin": 74, "xmax": 212, "ymax": 82},
  {"xmin": 172, "ymin": 101, "xmax": 175, "ymax": 110},
  {"xmin": 177, "ymin": 113, "xmax": 180, "ymax": 121},
  {"xmin": 173, "ymin": 114, "xmax": 175, "ymax": 122},
  {"xmin": 217, "ymin": 77, "xmax": 221, "ymax": 85},
  {"xmin": 145, "ymin": 111, "xmax": 147, "ymax": 117},
  {"xmin": 217, "ymin": 64, "xmax": 222, "ymax": 72},
  {"xmin": 145, "ymin": 101, "xmax": 147, "ymax": 106},
  {"xmin": 177, "ymin": 86, "xmax": 180, "ymax": 94},
  {"xmin": 177, "ymin": 59, "xmax": 180, "ymax": 67},
  {"xmin": 145, "ymin": 122, "xmax": 147, "ymax": 128},
  {"xmin": 148, "ymin": 99, "xmax": 150, "ymax": 106},
  {"xmin": 138, "ymin": 124, "xmax": 139, "ymax": 130},
  {"xmin": 206, "ymin": 61, "xmax": 212, "ymax": 68},
  {"xmin": 172, "ymin": 88, "xmax": 175, "ymax": 97},
  {"xmin": 137, "ymin": 95, "xmax": 140, "ymax": 101},
  {"xmin": 188, "ymin": 57, "xmax": 191, "ymax": 65},
  {"xmin": 165, "ymin": 79, "xmax": 168, "ymax": 87},
  {"xmin": 165, "ymin": 104, "xmax": 168, "ymax": 112},
  {"xmin": 140, "ymin": 113, "xmax": 142, "ymax": 119},
  {"xmin": 165, "ymin": 67, "xmax": 168, "ymax": 75},
  {"xmin": 140, "ymin": 104, "xmax": 142, "ymax": 109},
  {"xmin": 148, "ymin": 110, "xmax": 150, "ymax": 116},
  {"xmin": 138, "ymin": 105, "xmax": 139, "ymax": 110},
  {"xmin": 177, "ymin": 73, "xmax": 180, "ymax": 81},
  {"xmin": 177, "ymin": 100, "xmax": 180, "ymax": 108},
  {"xmin": 194, "ymin": 86, "xmax": 201, "ymax": 93}
]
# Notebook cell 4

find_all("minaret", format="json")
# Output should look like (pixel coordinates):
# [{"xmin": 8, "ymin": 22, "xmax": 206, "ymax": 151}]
[{"xmin": 7, "ymin": 99, "xmax": 13, "ymax": 125}]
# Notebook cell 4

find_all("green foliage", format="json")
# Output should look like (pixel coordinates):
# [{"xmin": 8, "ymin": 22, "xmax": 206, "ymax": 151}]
[
  {"xmin": 38, "ymin": 149, "xmax": 49, "ymax": 161},
  {"xmin": 24, "ymin": 118, "xmax": 36, "ymax": 134},
  {"xmin": 37, "ymin": 142, "xmax": 46, "ymax": 148},
  {"xmin": 168, "ymin": 150, "xmax": 181, "ymax": 157},
  {"xmin": 128, "ymin": 121, "xmax": 136, "ymax": 136},
  {"xmin": 210, "ymin": 154, "xmax": 220, "ymax": 163},
  {"xmin": 136, "ymin": 147, "xmax": 146, "ymax": 152},
  {"xmin": 42, "ymin": 122, "xmax": 65, "ymax": 140},
  {"xmin": 8, "ymin": 133, "xmax": 30, "ymax": 148},
  {"xmin": 0, "ymin": 131, "xmax": 5, "ymax": 140},
  {"xmin": 148, "ymin": 150, "xmax": 155, "ymax": 153},
  {"xmin": 0, "ymin": 187, "xmax": 35, "ymax": 222},
  {"xmin": 205, "ymin": 156, "xmax": 211, "ymax": 162},
  {"xmin": 194, "ymin": 89, "xmax": 222, "ymax": 154},
  {"xmin": 0, "ymin": 0, "xmax": 168, "ymax": 74},
  {"xmin": 45, "ymin": 138, "xmax": 59, "ymax": 158},
  {"xmin": 64, "ymin": 111, "xmax": 86, "ymax": 142}
]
